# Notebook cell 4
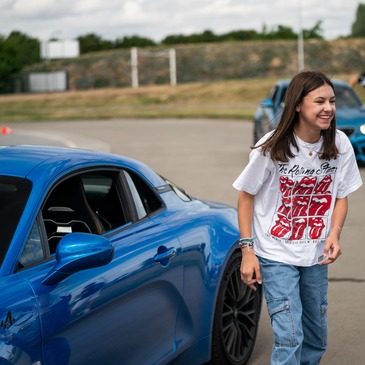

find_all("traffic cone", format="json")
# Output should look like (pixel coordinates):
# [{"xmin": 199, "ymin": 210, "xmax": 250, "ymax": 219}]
[{"xmin": 1, "ymin": 125, "xmax": 12, "ymax": 135}]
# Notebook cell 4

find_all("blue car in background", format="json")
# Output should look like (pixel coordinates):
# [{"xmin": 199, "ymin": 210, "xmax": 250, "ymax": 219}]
[
  {"xmin": 253, "ymin": 79, "xmax": 365, "ymax": 163},
  {"xmin": 0, "ymin": 145, "xmax": 261, "ymax": 365}
]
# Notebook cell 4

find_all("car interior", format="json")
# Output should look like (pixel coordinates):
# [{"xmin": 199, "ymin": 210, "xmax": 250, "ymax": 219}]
[
  {"xmin": 42, "ymin": 176, "xmax": 105, "ymax": 253},
  {"xmin": 18, "ymin": 169, "xmax": 165, "ymax": 268}
]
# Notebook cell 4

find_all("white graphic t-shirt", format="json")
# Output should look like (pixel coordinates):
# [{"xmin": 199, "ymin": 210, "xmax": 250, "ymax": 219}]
[{"xmin": 233, "ymin": 130, "xmax": 363, "ymax": 266}]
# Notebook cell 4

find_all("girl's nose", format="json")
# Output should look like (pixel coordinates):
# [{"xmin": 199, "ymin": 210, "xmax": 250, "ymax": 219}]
[{"xmin": 323, "ymin": 102, "xmax": 334, "ymax": 111}]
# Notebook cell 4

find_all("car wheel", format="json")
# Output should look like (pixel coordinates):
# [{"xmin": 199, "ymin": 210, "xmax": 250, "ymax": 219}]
[{"xmin": 210, "ymin": 251, "xmax": 262, "ymax": 365}]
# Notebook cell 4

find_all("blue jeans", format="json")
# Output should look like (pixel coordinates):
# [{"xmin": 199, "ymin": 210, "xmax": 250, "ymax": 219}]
[{"xmin": 258, "ymin": 257, "xmax": 328, "ymax": 365}]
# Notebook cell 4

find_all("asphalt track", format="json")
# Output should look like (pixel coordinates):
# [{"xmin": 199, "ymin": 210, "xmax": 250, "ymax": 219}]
[{"xmin": 1, "ymin": 119, "xmax": 364, "ymax": 365}]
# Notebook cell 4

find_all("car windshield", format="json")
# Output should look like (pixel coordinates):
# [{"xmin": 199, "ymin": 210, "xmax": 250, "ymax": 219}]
[
  {"xmin": 334, "ymin": 85, "xmax": 362, "ymax": 109},
  {"xmin": 0, "ymin": 176, "xmax": 32, "ymax": 267},
  {"xmin": 279, "ymin": 84, "xmax": 362, "ymax": 109}
]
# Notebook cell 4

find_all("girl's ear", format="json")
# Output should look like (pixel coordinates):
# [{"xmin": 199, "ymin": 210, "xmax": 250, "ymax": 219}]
[{"xmin": 296, "ymin": 105, "xmax": 301, "ymax": 112}]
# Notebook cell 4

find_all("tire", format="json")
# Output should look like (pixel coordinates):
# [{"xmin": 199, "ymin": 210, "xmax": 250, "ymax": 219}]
[{"xmin": 210, "ymin": 251, "xmax": 262, "ymax": 365}]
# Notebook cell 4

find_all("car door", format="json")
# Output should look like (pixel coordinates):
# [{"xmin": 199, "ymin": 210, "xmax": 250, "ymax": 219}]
[
  {"xmin": 16, "ymin": 169, "xmax": 183, "ymax": 365},
  {"xmin": 0, "ymin": 273, "xmax": 42, "ymax": 365}
]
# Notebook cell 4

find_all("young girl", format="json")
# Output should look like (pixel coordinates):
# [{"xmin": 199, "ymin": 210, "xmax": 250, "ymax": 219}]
[{"xmin": 233, "ymin": 71, "xmax": 362, "ymax": 365}]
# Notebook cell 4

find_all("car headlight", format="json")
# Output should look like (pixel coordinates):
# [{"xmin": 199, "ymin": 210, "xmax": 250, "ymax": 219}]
[{"xmin": 360, "ymin": 124, "xmax": 365, "ymax": 134}]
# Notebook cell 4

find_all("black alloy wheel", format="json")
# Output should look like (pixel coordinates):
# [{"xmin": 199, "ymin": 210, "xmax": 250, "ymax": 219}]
[{"xmin": 210, "ymin": 251, "xmax": 262, "ymax": 365}]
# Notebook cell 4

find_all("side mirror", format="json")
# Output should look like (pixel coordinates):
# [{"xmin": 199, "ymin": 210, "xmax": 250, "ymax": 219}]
[
  {"xmin": 42, "ymin": 233, "xmax": 114, "ymax": 286},
  {"xmin": 261, "ymin": 98, "xmax": 274, "ymax": 108}
]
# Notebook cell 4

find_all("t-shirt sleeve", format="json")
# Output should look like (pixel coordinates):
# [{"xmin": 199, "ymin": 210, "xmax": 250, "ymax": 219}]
[
  {"xmin": 233, "ymin": 148, "xmax": 275, "ymax": 195},
  {"xmin": 337, "ymin": 132, "xmax": 363, "ymax": 198}
]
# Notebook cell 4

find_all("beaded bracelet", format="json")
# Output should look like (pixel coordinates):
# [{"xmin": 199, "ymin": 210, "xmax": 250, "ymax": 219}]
[{"xmin": 238, "ymin": 237, "xmax": 254, "ymax": 250}]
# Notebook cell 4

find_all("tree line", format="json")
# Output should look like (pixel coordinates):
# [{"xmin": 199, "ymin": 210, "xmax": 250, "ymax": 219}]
[
  {"xmin": 0, "ymin": 3, "xmax": 364, "ymax": 94},
  {"xmin": 78, "ymin": 21, "xmax": 324, "ymax": 53}
]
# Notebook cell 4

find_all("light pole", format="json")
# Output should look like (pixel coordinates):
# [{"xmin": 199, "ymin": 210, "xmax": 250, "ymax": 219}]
[{"xmin": 297, "ymin": 0, "xmax": 305, "ymax": 70}]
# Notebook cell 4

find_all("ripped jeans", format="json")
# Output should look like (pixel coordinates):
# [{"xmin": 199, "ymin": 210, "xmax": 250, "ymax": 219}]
[{"xmin": 258, "ymin": 257, "xmax": 328, "ymax": 365}]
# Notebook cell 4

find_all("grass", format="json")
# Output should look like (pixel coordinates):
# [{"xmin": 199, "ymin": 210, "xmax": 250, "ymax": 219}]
[{"xmin": 0, "ymin": 75, "xmax": 364, "ymax": 122}]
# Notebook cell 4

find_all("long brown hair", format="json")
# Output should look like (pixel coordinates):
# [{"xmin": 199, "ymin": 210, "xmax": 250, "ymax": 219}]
[{"xmin": 257, "ymin": 71, "xmax": 339, "ymax": 162}]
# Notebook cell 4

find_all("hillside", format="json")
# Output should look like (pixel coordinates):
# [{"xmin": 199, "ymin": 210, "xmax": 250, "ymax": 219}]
[{"xmin": 24, "ymin": 38, "xmax": 365, "ymax": 90}]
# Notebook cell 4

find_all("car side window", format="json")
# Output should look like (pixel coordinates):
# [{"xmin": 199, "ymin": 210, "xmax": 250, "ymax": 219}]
[
  {"xmin": 123, "ymin": 170, "xmax": 163, "ymax": 219},
  {"xmin": 268, "ymin": 85, "xmax": 287, "ymax": 108},
  {"xmin": 124, "ymin": 172, "xmax": 147, "ymax": 219},
  {"xmin": 19, "ymin": 169, "xmax": 164, "ymax": 266},
  {"xmin": 42, "ymin": 171, "xmax": 130, "ymax": 254},
  {"xmin": 81, "ymin": 173, "xmax": 130, "ymax": 231},
  {"xmin": 19, "ymin": 221, "xmax": 44, "ymax": 268}
]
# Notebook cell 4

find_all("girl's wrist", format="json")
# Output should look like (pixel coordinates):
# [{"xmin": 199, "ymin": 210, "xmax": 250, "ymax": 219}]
[
  {"xmin": 238, "ymin": 237, "xmax": 254, "ymax": 250},
  {"xmin": 329, "ymin": 225, "xmax": 342, "ymax": 238}
]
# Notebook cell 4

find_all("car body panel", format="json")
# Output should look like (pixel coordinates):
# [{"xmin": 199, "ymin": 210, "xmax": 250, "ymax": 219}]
[
  {"xmin": 253, "ymin": 79, "xmax": 365, "ymax": 162},
  {"xmin": 17, "ymin": 220, "xmax": 183, "ymax": 365},
  {"xmin": 0, "ymin": 274, "xmax": 41, "ymax": 364},
  {"xmin": 0, "ymin": 145, "xmax": 246, "ymax": 365}
]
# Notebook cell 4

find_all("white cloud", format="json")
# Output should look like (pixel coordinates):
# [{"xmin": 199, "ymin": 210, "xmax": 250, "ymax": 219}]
[{"xmin": 0, "ymin": 0, "xmax": 360, "ymax": 41}]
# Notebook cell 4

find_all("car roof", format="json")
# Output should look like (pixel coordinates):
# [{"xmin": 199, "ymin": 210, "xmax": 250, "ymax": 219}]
[
  {"xmin": 276, "ymin": 78, "xmax": 350, "ymax": 87},
  {"xmin": 0, "ymin": 145, "xmax": 166, "ymax": 187}
]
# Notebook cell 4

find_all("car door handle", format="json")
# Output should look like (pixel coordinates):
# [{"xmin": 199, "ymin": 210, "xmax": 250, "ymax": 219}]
[
  {"xmin": 154, "ymin": 248, "xmax": 177, "ymax": 261},
  {"xmin": 154, "ymin": 247, "xmax": 177, "ymax": 266}
]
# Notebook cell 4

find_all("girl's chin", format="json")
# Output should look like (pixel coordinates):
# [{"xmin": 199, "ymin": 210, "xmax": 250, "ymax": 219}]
[{"xmin": 318, "ymin": 121, "xmax": 332, "ymax": 130}]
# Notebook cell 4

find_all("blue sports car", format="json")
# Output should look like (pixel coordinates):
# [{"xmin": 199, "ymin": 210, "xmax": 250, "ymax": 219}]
[
  {"xmin": 253, "ymin": 79, "xmax": 365, "ymax": 163},
  {"xmin": 0, "ymin": 145, "xmax": 261, "ymax": 365}
]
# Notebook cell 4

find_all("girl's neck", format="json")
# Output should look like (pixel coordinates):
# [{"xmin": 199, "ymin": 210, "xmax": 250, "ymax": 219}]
[{"xmin": 294, "ymin": 127, "xmax": 321, "ymax": 144}]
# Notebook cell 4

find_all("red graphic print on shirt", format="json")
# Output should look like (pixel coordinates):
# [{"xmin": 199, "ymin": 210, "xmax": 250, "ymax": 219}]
[
  {"xmin": 278, "ymin": 196, "xmax": 292, "ymax": 217},
  {"xmin": 292, "ymin": 195, "xmax": 310, "ymax": 217},
  {"xmin": 293, "ymin": 176, "xmax": 317, "ymax": 195},
  {"xmin": 270, "ymin": 169, "xmax": 334, "ymax": 241},
  {"xmin": 309, "ymin": 217, "xmax": 325, "ymax": 239},
  {"xmin": 290, "ymin": 218, "xmax": 308, "ymax": 240},
  {"xmin": 279, "ymin": 176, "xmax": 294, "ymax": 197},
  {"xmin": 271, "ymin": 215, "xmax": 291, "ymax": 238},
  {"xmin": 309, "ymin": 195, "xmax": 332, "ymax": 216},
  {"xmin": 314, "ymin": 174, "xmax": 332, "ymax": 193}
]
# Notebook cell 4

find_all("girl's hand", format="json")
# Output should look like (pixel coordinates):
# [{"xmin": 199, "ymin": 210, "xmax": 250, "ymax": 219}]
[
  {"xmin": 240, "ymin": 251, "xmax": 262, "ymax": 290},
  {"xmin": 321, "ymin": 233, "xmax": 342, "ymax": 265}
]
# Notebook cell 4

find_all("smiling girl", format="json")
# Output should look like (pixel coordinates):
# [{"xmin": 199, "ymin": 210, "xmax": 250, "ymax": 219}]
[{"xmin": 233, "ymin": 71, "xmax": 362, "ymax": 365}]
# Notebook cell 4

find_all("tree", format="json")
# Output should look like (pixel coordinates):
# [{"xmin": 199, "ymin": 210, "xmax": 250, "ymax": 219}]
[
  {"xmin": 351, "ymin": 3, "xmax": 365, "ymax": 37},
  {"xmin": 222, "ymin": 29, "xmax": 260, "ymax": 41},
  {"xmin": 78, "ymin": 33, "xmax": 113, "ymax": 54},
  {"xmin": 0, "ymin": 40, "xmax": 17, "ymax": 93},
  {"xmin": 264, "ymin": 25, "xmax": 297, "ymax": 40},
  {"xmin": 303, "ymin": 21, "xmax": 324, "ymax": 39},
  {"xmin": 114, "ymin": 35, "xmax": 156, "ymax": 49},
  {"xmin": 161, "ymin": 29, "xmax": 219, "ymax": 45},
  {"xmin": 0, "ymin": 31, "xmax": 40, "ymax": 93},
  {"xmin": 5, "ymin": 31, "xmax": 40, "ymax": 67}
]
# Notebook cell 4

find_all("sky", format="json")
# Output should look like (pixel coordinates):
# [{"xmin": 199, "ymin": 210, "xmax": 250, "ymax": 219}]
[{"xmin": 0, "ymin": 0, "xmax": 362, "ymax": 42}]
